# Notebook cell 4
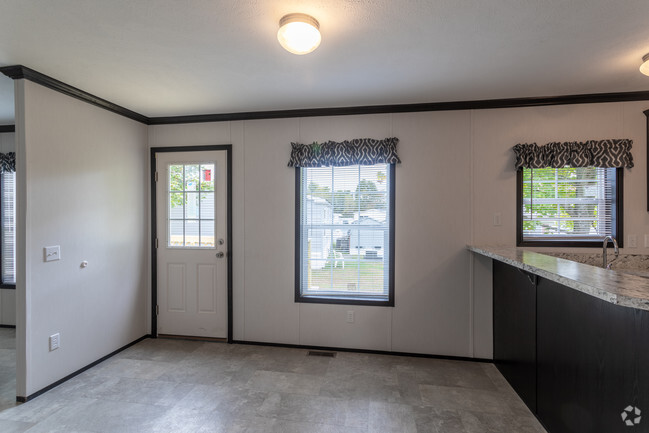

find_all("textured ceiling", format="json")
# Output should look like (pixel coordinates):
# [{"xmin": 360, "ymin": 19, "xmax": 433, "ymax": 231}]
[{"xmin": 1, "ymin": 0, "xmax": 649, "ymax": 123}]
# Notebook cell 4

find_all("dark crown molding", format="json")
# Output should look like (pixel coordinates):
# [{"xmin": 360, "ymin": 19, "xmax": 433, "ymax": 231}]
[
  {"xmin": 2, "ymin": 65, "xmax": 649, "ymax": 126},
  {"xmin": 0, "ymin": 125, "xmax": 15, "ymax": 133},
  {"xmin": 0, "ymin": 65, "xmax": 148, "ymax": 124},
  {"xmin": 149, "ymin": 91, "xmax": 649, "ymax": 124}
]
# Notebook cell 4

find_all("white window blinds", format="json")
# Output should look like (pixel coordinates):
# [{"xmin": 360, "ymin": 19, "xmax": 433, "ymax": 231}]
[
  {"xmin": 521, "ymin": 167, "xmax": 616, "ymax": 241},
  {"xmin": 1, "ymin": 171, "xmax": 15, "ymax": 284},
  {"xmin": 298, "ymin": 164, "xmax": 391, "ymax": 301}
]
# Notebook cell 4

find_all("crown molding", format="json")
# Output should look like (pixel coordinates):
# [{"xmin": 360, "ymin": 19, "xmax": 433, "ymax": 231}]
[
  {"xmin": 0, "ymin": 65, "xmax": 148, "ymax": 124},
  {"xmin": 149, "ymin": 91, "xmax": 649, "ymax": 125},
  {"xmin": 2, "ymin": 65, "xmax": 649, "ymax": 125}
]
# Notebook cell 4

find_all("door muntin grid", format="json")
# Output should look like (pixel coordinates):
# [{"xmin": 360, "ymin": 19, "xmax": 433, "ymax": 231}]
[{"xmin": 167, "ymin": 163, "xmax": 216, "ymax": 248}]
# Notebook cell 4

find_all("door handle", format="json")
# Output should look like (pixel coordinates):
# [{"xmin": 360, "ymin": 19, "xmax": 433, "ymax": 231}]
[{"xmin": 216, "ymin": 252, "xmax": 225, "ymax": 258}]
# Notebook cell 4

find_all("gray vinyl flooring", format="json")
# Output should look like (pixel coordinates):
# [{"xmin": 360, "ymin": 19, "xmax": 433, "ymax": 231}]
[{"xmin": 0, "ymin": 333, "xmax": 546, "ymax": 432}]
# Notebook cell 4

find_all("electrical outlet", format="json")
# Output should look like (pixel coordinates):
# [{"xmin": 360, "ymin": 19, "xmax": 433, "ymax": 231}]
[
  {"xmin": 493, "ymin": 213, "xmax": 502, "ymax": 227},
  {"xmin": 49, "ymin": 333, "xmax": 60, "ymax": 351},
  {"xmin": 629, "ymin": 235, "xmax": 638, "ymax": 248},
  {"xmin": 346, "ymin": 311, "xmax": 354, "ymax": 323}
]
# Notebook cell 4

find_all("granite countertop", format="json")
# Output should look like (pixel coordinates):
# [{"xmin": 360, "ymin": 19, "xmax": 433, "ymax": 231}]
[{"xmin": 468, "ymin": 245, "xmax": 649, "ymax": 311}]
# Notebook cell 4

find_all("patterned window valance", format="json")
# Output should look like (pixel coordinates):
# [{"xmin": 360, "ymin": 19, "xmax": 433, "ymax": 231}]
[
  {"xmin": 513, "ymin": 139, "xmax": 633, "ymax": 170},
  {"xmin": 0, "ymin": 152, "xmax": 15, "ymax": 173},
  {"xmin": 288, "ymin": 137, "xmax": 401, "ymax": 168}
]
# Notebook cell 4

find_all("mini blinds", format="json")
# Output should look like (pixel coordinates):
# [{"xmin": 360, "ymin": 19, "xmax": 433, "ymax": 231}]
[
  {"xmin": 1, "ymin": 171, "xmax": 15, "ymax": 284},
  {"xmin": 298, "ymin": 164, "xmax": 391, "ymax": 301},
  {"xmin": 521, "ymin": 166, "xmax": 617, "ymax": 241}
]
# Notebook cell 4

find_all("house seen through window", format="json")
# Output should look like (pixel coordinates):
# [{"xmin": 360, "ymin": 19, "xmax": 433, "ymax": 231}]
[{"xmin": 296, "ymin": 163, "xmax": 394, "ymax": 305}]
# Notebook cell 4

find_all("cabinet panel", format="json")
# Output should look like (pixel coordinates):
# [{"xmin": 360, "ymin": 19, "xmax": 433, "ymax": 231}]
[
  {"xmin": 493, "ymin": 261, "xmax": 537, "ymax": 413},
  {"xmin": 537, "ymin": 277, "xmax": 649, "ymax": 433}
]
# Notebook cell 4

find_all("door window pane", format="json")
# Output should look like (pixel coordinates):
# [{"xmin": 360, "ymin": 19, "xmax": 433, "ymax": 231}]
[{"xmin": 167, "ymin": 163, "xmax": 216, "ymax": 248}]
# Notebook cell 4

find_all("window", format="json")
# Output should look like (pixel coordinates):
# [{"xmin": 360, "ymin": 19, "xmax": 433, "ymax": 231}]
[
  {"xmin": 517, "ymin": 166, "xmax": 622, "ymax": 247},
  {"xmin": 1, "ymin": 171, "xmax": 15, "ymax": 286},
  {"xmin": 167, "ymin": 163, "xmax": 215, "ymax": 248},
  {"xmin": 295, "ymin": 163, "xmax": 395, "ymax": 306}
]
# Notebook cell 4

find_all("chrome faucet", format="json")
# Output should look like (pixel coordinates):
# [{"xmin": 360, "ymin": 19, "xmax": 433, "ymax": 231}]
[{"xmin": 602, "ymin": 236, "xmax": 619, "ymax": 269}]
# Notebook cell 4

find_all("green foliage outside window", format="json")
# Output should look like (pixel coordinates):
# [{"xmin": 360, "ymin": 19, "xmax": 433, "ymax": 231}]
[{"xmin": 523, "ymin": 167, "xmax": 600, "ymax": 236}]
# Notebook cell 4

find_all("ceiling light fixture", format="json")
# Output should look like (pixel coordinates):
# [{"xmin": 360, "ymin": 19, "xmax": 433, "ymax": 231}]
[
  {"xmin": 641, "ymin": 53, "xmax": 649, "ymax": 76},
  {"xmin": 277, "ymin": 13, "xmax": 321, "ymax": 55}
]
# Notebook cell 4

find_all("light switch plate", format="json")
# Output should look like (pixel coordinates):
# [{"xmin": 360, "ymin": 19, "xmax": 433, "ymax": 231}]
[
  {"xmin": 44, "ymin": 246, "xmax": 61, "ymax": 262},
  {"xmin": 49, "ymin": 333, "xmax": 60, "ymax": 351}
]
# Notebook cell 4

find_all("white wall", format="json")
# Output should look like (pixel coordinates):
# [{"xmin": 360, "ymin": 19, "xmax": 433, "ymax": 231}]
[
  {"xmin": 150, "ymin": 100, "xmax": 649, "ymax": 360},
  {"xmin": 15, "ymin": 80, "xmax": 148, "ymax": 397},
  {"xmin": 0, "ymin": 131, "xmax": 15, "ymax": 326},
  {"xmin": 150, "ymin": 111, "xmax": 475, "ymax": 357}
]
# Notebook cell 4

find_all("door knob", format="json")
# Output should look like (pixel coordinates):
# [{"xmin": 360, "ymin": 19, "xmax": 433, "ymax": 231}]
[{"xmin": 216, "ymin": 252, "xmax": 225, "ymax": 258}]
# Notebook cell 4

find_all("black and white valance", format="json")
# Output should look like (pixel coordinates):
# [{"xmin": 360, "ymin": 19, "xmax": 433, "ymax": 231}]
[
  {"xmin": 0, "ymin": 152, "xmax": 15, "ymax": 173},
  {"xmin": 288, "ymin": 137, "xmax": 401, "ymax": 168},
  {"xmin": 513, "ymin": 139, "xmax": 633, "ymax": 170}
]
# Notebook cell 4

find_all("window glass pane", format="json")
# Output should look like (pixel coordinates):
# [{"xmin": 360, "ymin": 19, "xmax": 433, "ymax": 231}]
[
  {"xmin": 521, "ymin": 167, "xmax": 616, "ymax": 242},
  {"xmin": 169, "ymin": 193, "xmax": 184, "ymax": 219},
  {"xmin": 299, "ymin": 163, "xmax": 391, "ymax": 302},
  {"xmin": 200, "ymin": 220, "xmax": 215, "ymax": 247},
  {"xmin": 1, "ymin": 172, "xmax": 15, "ymax": 284},
  {"xmin": 185, "ymin": 165, "xmax": 199, "ymax": 191},
  {"xmin": 169, "ymin": 165, "xmax": 183, "ymax": 191},
  {"xmin": 200, "ymin": 164, "xmax": 214, "ymax": 191},
  {"xmin": 169, "ymin": 220, "xmax": 184, "ymax": 247},
  {"xmin": 200, "ymin": 192, "xmax": 214, "ymax": 220},
  {"xmin": 185, "ymin": 193, "xmax": 199, "ymax": 219},
  {"xmin": 185, "ymin": 220, "xmax": 199, "ymax": 247}
]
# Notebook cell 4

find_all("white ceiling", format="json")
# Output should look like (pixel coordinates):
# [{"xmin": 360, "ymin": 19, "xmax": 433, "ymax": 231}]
[{"xmin": 1, "ymin": 0, "xmax": 649, "ymax": 124}]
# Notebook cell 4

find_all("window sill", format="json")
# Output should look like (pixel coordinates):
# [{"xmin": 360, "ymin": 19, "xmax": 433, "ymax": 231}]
[{"xmin": 296, "ymin": 294, "xmax": 394, "ymax": 307}]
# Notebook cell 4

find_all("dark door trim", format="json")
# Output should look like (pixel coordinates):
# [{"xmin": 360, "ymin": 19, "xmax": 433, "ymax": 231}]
[{"xmin": 150, "ymin": 145, "xmax": 233, "ymax": 342}]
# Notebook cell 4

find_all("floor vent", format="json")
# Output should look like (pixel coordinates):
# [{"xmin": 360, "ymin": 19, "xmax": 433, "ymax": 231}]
[{"xmin": 307, "ymin": 350, "xmax": 337, "ymax": 358}]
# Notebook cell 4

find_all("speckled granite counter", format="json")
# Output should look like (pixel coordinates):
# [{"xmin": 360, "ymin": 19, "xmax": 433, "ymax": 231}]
[{"xmin": 468, "ymin": 245, "xmax": 649, "ymax": 311}]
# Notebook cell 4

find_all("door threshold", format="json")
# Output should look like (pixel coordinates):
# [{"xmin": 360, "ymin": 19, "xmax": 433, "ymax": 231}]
[{"xmin": 158, "ymin": 334, "xmax": 228, "ymax": 343}]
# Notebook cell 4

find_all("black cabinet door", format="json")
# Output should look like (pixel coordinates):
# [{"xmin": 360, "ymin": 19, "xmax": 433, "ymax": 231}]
[
  {"xmin": 493, "ymin": 261, "xmax": 537, "ymax": 413},
  {"xmin": 537, "ymin": 277, "xmax": 649, "ymax": 433}
]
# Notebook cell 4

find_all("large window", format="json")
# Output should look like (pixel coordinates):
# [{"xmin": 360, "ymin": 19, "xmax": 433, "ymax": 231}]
[
  {"xmin": 1, "ymin": 171, "xmax": 15, "ymax": 286},
  {"xmin": 295, "ymin": 163, "xmax": 395, "ymax": 306},
  {"xmin": 517, "ymin": 166, "xmax": 622, "ymax": 246}
]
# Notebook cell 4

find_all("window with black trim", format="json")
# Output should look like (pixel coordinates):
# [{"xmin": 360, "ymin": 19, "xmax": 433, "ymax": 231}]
[
  {"xmin": 1, "ymin": 170, "xmax": 15, "ymax": 287},
  {"xmin": 295, "ymin": 163, "xmax": 395, "ymax": 306},
  {"xmin": 517, "ymin": 166, "xmax": 623, "ymax": 247}
]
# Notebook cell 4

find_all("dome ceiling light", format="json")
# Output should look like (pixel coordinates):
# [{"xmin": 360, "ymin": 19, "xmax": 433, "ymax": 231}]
[
  {"xmin": 277, "ymin": 13, "xmax": 321, "ymax": 55},
  {"xmin": 641, "ymin": 53, "xmax": 649, "ymax": 76}
]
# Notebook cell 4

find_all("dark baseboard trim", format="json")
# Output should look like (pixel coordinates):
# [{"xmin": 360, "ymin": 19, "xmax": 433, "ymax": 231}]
[
  {"xmin": 0, "ymin": 324, "xmax": 16, "ymax": 328},
  {"xmin": 2, "ymin": 65, "xmax": 649, "ymax": 127},
  {"xmin": 231, "ymin": 339, "xmax": 492, "ymax": 363},
  {"xmin": 16, "ymin": 334, "xmax": 151, "ymax": 403},
  {"xmin": 0, "ymin": 125, "xmax": 15, "ymax": 133},
  {"xmin": 0, "ymin": 65, "xmax": 148, "ymax": 125}
]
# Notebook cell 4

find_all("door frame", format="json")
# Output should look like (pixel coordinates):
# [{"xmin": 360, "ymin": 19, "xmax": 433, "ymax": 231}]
[{"xmin": 150, "ymin": 145, "xmax": 233, "ymax": 341}]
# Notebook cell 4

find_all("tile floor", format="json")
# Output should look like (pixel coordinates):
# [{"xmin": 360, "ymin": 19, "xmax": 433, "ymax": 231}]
[{"xmin": 0, "ymin": 335, "xmax": 546, "ymax": 432}]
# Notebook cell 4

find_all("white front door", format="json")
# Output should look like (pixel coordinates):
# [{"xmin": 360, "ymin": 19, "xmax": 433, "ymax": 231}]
[{"xmin": 155, "ymin": 150, "xmax": 228, "ymax": 338}]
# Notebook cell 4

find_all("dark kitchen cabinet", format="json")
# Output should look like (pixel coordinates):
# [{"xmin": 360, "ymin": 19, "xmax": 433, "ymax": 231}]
[
  {"xmin": 536, "ymin": 277, "xmax": 649, "ymax": 433},
  {"xmin": 493, "ymin": 260, "xmax": 537, "ymax": 413}
]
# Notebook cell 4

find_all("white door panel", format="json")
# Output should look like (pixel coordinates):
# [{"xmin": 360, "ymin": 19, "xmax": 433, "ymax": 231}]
[{"xmin": 156, "ymin": 150, "xmax": 227, "ymax": 338}]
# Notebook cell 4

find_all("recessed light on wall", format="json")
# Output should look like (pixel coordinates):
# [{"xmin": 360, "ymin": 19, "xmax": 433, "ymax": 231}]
[
  {"xmin": 641, "ymin": 53, "xmax": 649, "ymax": 76},
  {"xmin": 277, "ymin": 13, "xmax": 321, "ymax": 55}
]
